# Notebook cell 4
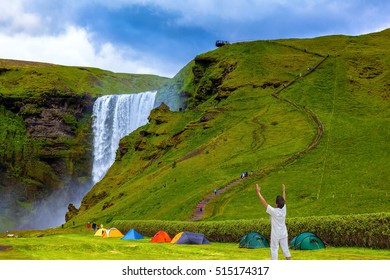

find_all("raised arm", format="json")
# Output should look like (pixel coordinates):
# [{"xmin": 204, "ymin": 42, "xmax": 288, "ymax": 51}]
[
  {"xmin": 256, "ymin": 184, "xmax": 268, "ymax": 209},
  {"xmin": 282, "ymin": 184, "xmax": 286, "ymax": 202}
]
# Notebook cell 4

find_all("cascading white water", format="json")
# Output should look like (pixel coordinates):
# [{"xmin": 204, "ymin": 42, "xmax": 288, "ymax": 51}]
[{"xmin": 92, "ymin": 91, "xmax": 157, "ymax": 183}]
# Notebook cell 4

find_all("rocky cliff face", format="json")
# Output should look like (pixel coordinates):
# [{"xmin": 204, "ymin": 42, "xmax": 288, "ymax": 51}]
[{"xmin": 0, "ymin": 91, "xmax": 94, "ymax": 230}]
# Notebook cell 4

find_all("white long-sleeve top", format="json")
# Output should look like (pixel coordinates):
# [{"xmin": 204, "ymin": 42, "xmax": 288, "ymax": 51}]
[{"xmin": 266, "ymin": 204, "xmax": 288, "ymax": 239}]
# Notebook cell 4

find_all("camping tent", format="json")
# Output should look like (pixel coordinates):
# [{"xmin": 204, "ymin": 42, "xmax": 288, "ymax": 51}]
[
  {"xmin": 122, "ymin": 229, "xmax": 144, "ymax": 240},
  {"xmin": 290, "ymin": 232, "xmax": 325, "ymax": 250},
  {"xmin": 94, "ymin": 228, "xmax": 106, "ymax": 237},
  {"xmin": 171, "ymin": 231, "xmax": 210, "ymax": 245},
  {"xmin": 239, "ymin": 232, "xmax": 269, "ymax": 249},
  {"xmin": 170, "ymin": 232, "xmax": 184, "ymax": 244},
  {"xmin": 150, "ymin": 231, "xmax": 171, "ymax": 243},
  {"xmin": 101, "ymin": 228, "xmax": 124, "ymax": 238}
]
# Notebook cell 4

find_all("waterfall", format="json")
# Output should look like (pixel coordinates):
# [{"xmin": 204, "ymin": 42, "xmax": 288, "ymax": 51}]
[{"xmin": 92, "ymin": 91, "xmax": 157, "ymax": 183}]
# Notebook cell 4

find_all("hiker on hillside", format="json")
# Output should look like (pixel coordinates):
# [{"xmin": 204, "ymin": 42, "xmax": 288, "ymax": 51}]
[{"xmin": 255, "ymin": 183, "xmax": 291, "ymax": 260}]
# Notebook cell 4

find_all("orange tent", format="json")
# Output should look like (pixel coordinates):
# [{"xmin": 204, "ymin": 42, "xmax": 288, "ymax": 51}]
[
  {"xmin": 150, "ymin": 231, "xmax": 172, "ymax": 243},
  {"xmin": 101, "ymin": 228, "xmax": 124, "ymax": 238}
]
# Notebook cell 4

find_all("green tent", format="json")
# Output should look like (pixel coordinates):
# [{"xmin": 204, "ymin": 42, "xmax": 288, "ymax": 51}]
[
  {"xmin": 290, "ymin": 232, "xmax": 325, "ymax": 250},
  {"xmin": 239, "ymin": 232, "xmax": 269, "ymax": 249}
]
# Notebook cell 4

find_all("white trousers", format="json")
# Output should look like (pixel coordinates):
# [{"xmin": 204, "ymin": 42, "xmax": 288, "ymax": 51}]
[{"xmin": 270, "ymin": 236, "xmax": 291, "ymax": 260}]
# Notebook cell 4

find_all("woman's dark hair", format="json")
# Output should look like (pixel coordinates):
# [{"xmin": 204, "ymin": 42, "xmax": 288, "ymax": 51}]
[{"xmin": 276, "ymin": 195, "xmax": 285, "ymax": 209}]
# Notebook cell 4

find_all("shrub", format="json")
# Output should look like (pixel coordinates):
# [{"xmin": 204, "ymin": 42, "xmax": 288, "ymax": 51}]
[{"xmin": 114, "ymin": 212, "xmax": 389, "ymax": 248}]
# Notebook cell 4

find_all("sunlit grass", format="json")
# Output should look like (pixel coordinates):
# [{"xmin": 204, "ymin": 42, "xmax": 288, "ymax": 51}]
[{"xmin": 0, "ymin": 231, "xmax": 389, "ymax": 260}]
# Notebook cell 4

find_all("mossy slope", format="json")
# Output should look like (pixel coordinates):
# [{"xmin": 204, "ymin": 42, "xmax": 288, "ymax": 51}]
[{"xmin": 71, "ymin": 29, "xmax": 389, "ymax": 227}]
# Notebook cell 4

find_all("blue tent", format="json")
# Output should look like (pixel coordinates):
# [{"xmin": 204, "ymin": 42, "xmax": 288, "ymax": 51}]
[
  {"xmin": 122, "ymin": 229, "xmax": 144, "ymax": 240},
  {"xmin": 172, "ymin": 231, "xmax": 210, "ymax": 245}
]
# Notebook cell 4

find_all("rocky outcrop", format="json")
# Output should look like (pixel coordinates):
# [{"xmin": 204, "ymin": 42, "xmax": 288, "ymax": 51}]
[
  {"xmin": 182, "ymin": 55, "xmax": 236, "ymax": 108},
  {"xmin": 65, "ymin": 203, "xmax": 79, "ymax": 222},
  {"xmin": 0, "ymin": 92, "xmax": 94, "ymax": 229}
]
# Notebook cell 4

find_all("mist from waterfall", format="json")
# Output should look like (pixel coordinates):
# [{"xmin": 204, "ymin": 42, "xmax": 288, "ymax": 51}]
[{"xmin": 92, "ymin": 91, "xmax": 157, "ymax": 184}]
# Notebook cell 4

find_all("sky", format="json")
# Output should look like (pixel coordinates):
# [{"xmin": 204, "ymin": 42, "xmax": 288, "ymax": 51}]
[{"xmin": 0, "ymin": 0, "xmax": 389, "ymax": 78}]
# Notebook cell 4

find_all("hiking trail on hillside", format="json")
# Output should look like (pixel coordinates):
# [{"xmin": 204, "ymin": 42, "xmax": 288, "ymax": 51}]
[{"xmin": 188, "ymin": 49, "xmax": 328, "ymax": 221}]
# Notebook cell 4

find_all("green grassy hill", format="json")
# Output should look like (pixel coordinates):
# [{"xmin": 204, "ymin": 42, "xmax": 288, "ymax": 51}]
[
  {"xmin": 47, "ymin": 29, "xmax": 390, "ymax": 227},
  {"xmin": 0, "ymin": 59, "xmax": 168, "ymax": 98}
]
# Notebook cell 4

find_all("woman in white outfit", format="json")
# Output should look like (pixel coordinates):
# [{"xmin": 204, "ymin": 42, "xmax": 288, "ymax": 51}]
[{"xmin": 256, "ymin": 183, "xmax": 291, "ymax": 260}]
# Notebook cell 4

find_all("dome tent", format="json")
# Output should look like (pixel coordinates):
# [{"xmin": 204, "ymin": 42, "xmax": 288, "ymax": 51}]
[
  {"xmin": 150, "ymin": 231, "xmax": 171, "ymax": 243},
  {"xmin": 94, "ymin": 228, "xmax": 107, "ymax": 237},
  {"xmin": 290, "ymin": 232, "xmax": 325, "ymax": 250},
  {"xmin": 171, "ymin": 232, "xmax": 210, "ymax": 245},
  {"xmin": 239, "ymin": 232, "xmax": 270, "ymax": 249},
  {"xmin": 101, "ymin": 228, "xmax": 124, "ymax": 238}
]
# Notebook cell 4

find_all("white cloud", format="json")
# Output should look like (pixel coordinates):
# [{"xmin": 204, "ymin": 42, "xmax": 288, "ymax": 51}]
[
  {"xmin": 92, "ymin": 41, "xmax": 178, "ymax": 77},
  {"xmin": 0, "ymin": 25, "xmax": 93, "ymax": 66},
  {"xmin": 0, "ymin": 25, "xmax": 176, "ymax": 77},
  {"xmin": 0, "ymin": 0, "xmax": 178, "ymax": 77},
  {"xmin": 0, "ymin": 0, "xmax": 42, "ymax": 34}
]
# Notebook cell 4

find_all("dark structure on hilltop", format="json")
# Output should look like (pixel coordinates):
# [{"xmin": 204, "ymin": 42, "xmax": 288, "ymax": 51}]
[{"xmin": 215, "ymin": 40, "xmax": 230, "ymax": 47}]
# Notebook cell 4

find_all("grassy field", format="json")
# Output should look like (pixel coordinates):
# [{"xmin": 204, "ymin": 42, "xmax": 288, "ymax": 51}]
[{"xmin": 0, "ymin": 230, "xmax": 389, "ymax": 260}]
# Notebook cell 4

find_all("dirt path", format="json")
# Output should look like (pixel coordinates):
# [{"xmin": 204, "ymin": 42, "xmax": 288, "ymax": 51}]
[
  {"xmin": 188, "ymin": 52, "xmax": 328, "ymax": 221},
  {"xmin": 188, "ymin": 176, "xmax": 247, "ymax": 221}
]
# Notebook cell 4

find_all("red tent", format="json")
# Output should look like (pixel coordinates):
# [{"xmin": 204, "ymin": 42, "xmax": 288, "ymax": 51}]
[{"xmin": 150, "ymin": 231, "xmax": 172, "ymax": 243}]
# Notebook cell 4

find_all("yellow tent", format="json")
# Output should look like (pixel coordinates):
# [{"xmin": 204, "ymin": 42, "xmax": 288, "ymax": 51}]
[
  {"xmin": 170, "ymin": 232, "xmax": 184, "ymax": 244},
  {"xmin": 94, "ymin": 228, "xmax": 106, "ymax": 237},
  {"xmin": 101, "ymin": 228, "xmax": 124, "ymax": 238}
]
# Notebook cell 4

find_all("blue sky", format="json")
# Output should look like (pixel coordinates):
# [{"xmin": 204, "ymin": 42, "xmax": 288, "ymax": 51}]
[{"xmin": 0, "ymin": 0, "xmax": 389, "ymax": 77}]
